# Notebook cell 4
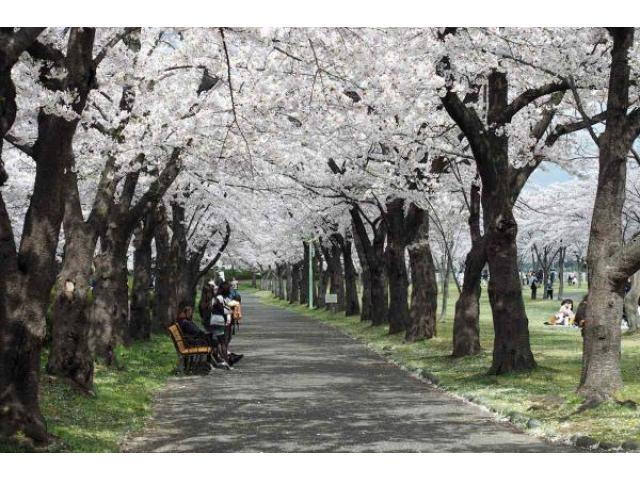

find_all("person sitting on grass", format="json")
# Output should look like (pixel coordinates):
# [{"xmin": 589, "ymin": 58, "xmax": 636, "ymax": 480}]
[{"xmin": 544, "ymin": 299, "xmax": 575, "ymax": 326}]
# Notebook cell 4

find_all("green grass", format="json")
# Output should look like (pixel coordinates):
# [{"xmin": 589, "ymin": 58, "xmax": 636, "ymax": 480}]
[
  {"xmin": 256, "ymin": 284, "xmax": 640, "ymax": 449},
  {"xmin": 0, "ymin": 334, "xmax": 176, "ymax": 452}
]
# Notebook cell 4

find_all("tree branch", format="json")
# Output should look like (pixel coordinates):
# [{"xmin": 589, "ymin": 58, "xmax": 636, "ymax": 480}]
[
  {"xmin": 127, "ymin": 143, "xmax": 186, "ymax": 225},
  {"xmin": 93, "ymin": 27, "xmax": 138, "ymax": 67},
  {"xmin": 498, "ymin": 79, "xmax": 570, "ymax": 123},
  {"xmin": 0, "ymin": 28, "xmax": 45, "ymax": 65},
  {"xmin": 219, "ymin": 27, "xmax": 252, "ymax": 160},
  {"xmin": 198, "ymin": 220, "xmax": 231, "ymax": 279},
  {"xmin": 545, "ymin": 111, "xmax": 608, "ymax": 147},
  {"xmin": 4, "ymin": 133, "xmax": 35, "ymax": 158}
]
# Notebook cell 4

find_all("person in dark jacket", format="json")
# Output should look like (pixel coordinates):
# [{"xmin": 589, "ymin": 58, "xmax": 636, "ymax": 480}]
[{"xmin": 176, "ymin": 302, "xmax": 228, "ymax": 369}]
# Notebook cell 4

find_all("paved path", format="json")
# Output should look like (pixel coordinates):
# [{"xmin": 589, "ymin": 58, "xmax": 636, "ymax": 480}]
[{"xmin": 123, "ymin": 294, "xmax": 568, "ymax": 452}]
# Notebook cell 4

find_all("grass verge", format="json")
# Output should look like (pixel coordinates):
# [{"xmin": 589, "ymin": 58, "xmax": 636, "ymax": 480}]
[
  {"xmin": 0, "ymin": 333, "xmax": 176, "ymax": 452},
  {"xmin": 255, "ymin": 287, "xmax": 640, "ymax": 451}
]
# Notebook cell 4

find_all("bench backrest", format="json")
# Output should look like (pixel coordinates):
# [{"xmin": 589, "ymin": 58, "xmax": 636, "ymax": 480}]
[{"xmin": 168, "ymin": 323, "xmax": 189, "ymax": 354}]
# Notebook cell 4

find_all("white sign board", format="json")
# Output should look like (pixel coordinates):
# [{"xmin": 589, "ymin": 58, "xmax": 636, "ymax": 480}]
[{"xmin": 325, "ymin": 293, "xmax": 338, "ymax": 304}]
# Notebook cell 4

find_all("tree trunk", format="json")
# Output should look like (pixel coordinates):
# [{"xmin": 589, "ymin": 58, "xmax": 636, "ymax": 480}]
[
  {"xmin": 578, "ymin": 28, "xmax": 634, "ymax": 402},
  {"xmin": 624, "ymin": 271, "xmax": 640, "ymax": 332},
  {"xmin": 315, "ymin": 245, "xmax": 328, "ymax": 309},
  {"xmin": 485, "ymin": 206, "xmax": 536, "ymax": 374},
  {"xmin": 452, "ymin": 239, "xmax": 486, "ymax": 357},
  {"xmin": 277, "ymin": 263, "xmax": 286, "ymax": 300},
  {"xmin": 0, "ymin": 114, "xmax": 84, "ymax": 443},
  {"xmin": 46, "ymin": 224, "xmax": 95, "ymax": 391},
  {"xmin": 406, "ymin": 211, "xmax": 438, "ymax": 342},
  {"xmin": 341, "ymin": 237, "xmax": 360, "ymax": 316},
  {"xmin": 129, "ymin": 213, "xmax": 155, "ymax": 341},
  {"xmin": 153, "ymin": 205, "xmax": 175, "ymax": 331},
  {"xmin": 290, "ymin": 262, "xmax": 301, "ymax": 304},
  {"xmin": 0, "ymin": 28, "xmax": 96, "ymax": 443},
  {"xmin": 90, "ymin": 228, "xmax": 131, "ymax": 363},
  {"xmin": 324, "ymin": 238, "xmax": 346, "ymax": 312},
  {"xmin": 558, "ymin": 246, "xmax": 566, "ymax": 300},
  {"xmin": 483, "ymin": 71, "xmax": 535, "ymax": 374},
  {"xmin": 439, "ymin": 251, "xmax": 451, "ymax": 322},
  {"xmin": 452, "ymin": 182, "xmax": 484, "ymax": 357},
  {"xmin": 352, "ymin": 224, "xmax": 371, "ymax": 322},
  {"xmin": 385, "ymin": 199, "xmax": 410, "ymax": 335},
  {"xmin": 251, "ymin": 272, "xmax": 257, "ymax": 289},
  {"xmin": 300, "ymin": 242, "xmax": 310, "ymax": 305}
]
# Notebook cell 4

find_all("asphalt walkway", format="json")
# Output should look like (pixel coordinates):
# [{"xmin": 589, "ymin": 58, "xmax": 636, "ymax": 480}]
[{"xmin": 123, "ymin": 294, "xmax": 569, "ymax": 452}]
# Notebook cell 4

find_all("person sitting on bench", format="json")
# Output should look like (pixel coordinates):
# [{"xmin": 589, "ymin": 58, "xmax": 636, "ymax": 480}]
[{"xmin": 176, "ymin": 302, "xmax": 228, "ymax": 369}]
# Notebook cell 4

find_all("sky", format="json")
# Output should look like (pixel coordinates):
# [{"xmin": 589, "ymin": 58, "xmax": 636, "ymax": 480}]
[{"xmin": 528, "ymin": 163, "xmax": 574, "ymax": 187}]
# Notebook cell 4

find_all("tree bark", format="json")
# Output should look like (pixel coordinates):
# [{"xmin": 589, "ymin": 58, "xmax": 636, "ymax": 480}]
[
  {"xmin": 452, "ymin": 182, "xmax": 484, "ymax": 357},
  {"xmin": 276, "ymin": 263, "xmax": 286, "ymax": 300},
  {"xmin": 340, "ymin": 236, "xmax": 360, "ymax": 316},
  {"xmin": 90, "ymin": 224, "xmax": 131, "ymax": 362},
  {"xmin": 352, "ymin": 223, "xmax": 371, "ymax": 322},
  {"xmin": 300, "ymin": 242, "xmax": 310, "ymax": 305},
  {"xmin": 290, "ymin": 262, "xmax": 301, "ymax": 304},
  {"xmin": 406, "ymin": 209, "xmax": 438, "ymax": 342},
  {"xmin": 350, "ymin": 210, "xmax": 387, "ymax": 325},
  {"xmin": 438, "ymin": 251, "xmax": 451, "ymax": 322},
  {"xmin": 315, "ymin": 244, "xmax": 328, "ymax": 309},
  {"xmin": 578, "ymin": 28, "xmax": 635, "ymax": 402},
  {"xmin": 0, "ymin": 28, "xmax": 94, "ymax": 443},
  {"xmin": 129, "ymin": 212, "xmax": 156, "ymax": 341},
  {"xmin": 385, "ymin": 198, "xmax": 410, "ymax": 334},
  {"xmin": 153, "ymin": 204, "xmax": 175, "ymax": 331},
  {"xmin": 90, "ymin": 147, "xmax": 183, "ymax": 361}
]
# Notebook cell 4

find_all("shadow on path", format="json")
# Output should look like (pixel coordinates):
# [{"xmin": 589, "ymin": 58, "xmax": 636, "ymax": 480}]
[{"xmin": 123, "ymin": 294, "xmax": 573, "ymax": 452}]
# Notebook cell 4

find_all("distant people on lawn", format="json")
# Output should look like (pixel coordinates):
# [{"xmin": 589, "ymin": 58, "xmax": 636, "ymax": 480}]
[
  {"xmin": 530, "ymin": 276, "xmax": 539, "ymax": 300},
  {"xmin": 544, "ymin": 277, "xmax": 554, "ymax": 300}
]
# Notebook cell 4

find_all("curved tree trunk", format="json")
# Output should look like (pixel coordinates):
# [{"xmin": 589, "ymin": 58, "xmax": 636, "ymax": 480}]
[
  {"xmin": 578, "ymin": 28, "xmax": 635, "ymax": 403},
  {"xmin": 406, "ymin": 211, "xmax": 438, "ymax": 342},
  {"xmin": 452, "ymin": 182, "xmax": 484, "ymax": 357},
  {"xmin": 452, "ymin": 239, "xmax": 486, "ymax": 357}
]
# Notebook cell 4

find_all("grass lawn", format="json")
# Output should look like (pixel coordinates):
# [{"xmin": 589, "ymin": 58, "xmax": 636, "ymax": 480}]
[
  {"xmin": 256, "ymin": 283, "xmax": 640, "ymax": 450},
  {"xmin": 0, "ymin": 334, "xmax": 176, "ymax": 452}
]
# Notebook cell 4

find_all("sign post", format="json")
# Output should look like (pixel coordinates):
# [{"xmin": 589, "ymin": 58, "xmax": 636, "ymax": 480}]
[{"xmin": 325, "ymin": 293, "xmax": 338, "ymax": 314}]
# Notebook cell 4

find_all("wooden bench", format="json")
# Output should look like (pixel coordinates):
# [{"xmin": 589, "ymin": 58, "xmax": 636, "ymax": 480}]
[{"xmin": 167, "ymin": 323, "xmax": 212, "ymax": 374}]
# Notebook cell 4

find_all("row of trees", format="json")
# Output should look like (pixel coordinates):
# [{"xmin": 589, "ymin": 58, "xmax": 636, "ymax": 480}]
[
  {"xmin": 2, "ymin": 27, "xmax": 640, "ymax": 446},
  {"xmin": 0, "ymin": 28, "xmax": 245, "ymax": 444}
]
